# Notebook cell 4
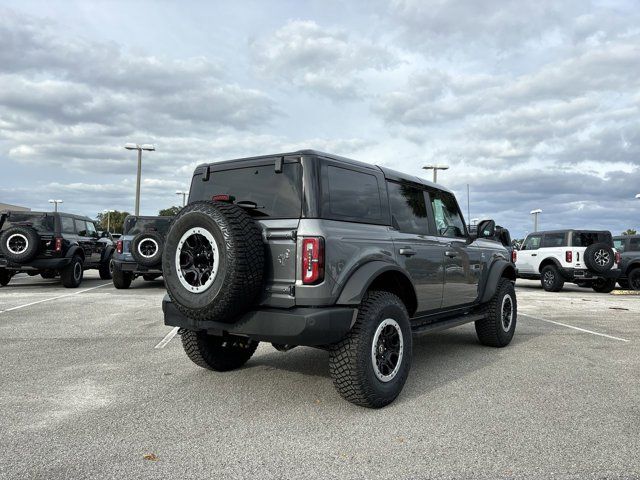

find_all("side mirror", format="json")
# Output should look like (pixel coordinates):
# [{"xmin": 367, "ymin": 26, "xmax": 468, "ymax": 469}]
[{"xmin": 476, "ymin": 219, "xmax": 496, "ymax": 239}]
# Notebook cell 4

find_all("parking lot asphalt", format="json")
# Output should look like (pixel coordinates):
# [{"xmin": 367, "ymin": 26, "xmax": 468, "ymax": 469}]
[{"xmin": 0, "ymin": 273, "xmax": 638, "ymax": 480}]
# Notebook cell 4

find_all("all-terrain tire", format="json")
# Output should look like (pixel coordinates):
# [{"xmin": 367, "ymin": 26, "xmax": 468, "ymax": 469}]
[
  {"xmin": 591, "ymin": 278, "xmax": 616, "ymax": 293},
  {"xmin": 329, "ymin": 291, "xmax": 412, "ymax": 409},
  {"xmin": 0, "ymin": 226, "xmax": 40, "ymax": 263},
  {"xmin": 61, "ymin": 255, "xmax": 84, "ymax": 288},
  {"xmin": 584, "ymin": 243, "xmax": 615, "ymax": 273},
  {"xmin": 180, "ymin": 329, "xmax": 258, "ymax": 371},
  {"xmin": 541, "ymin": 265, "xmax": 564, "ymax": 292},
  {"xmin": 475, "ymin": 278, "xmax": 517, "ymax": 347},
  {"xmin": 0, "ymin": 269, "xmax": 11, "ymax": 287},
  {"xmin": 99, "ymin": 253, "xmax": 113, "ymax": 280},
  {"xmin": 112, "ymin": 266, "xmax": 132, "ymax": 289},
  {"xmin": 628, "ymin": 268, "xmax": 640, "ymax": 291},
  {"xmin": 163, "ymin": 201, "xmax": 264, "ymax": 323},
  {"xmin": 131, "ymin": 231, "xmax": 164, "ymax": 267}
]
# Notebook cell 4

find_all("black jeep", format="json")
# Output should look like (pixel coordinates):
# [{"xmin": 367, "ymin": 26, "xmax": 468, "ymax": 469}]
[
  {"xmin": 0, "ymin": 211, "xmax": 114, "ymax": 288},
  {"xmin": 111, "ymin": 215, "xmax": 173, "ymax": 289}
]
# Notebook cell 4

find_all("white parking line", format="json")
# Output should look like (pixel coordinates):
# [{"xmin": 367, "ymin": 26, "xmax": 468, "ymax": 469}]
[
  {"xmin": 0, "ymin": 283, "xmax": 111, "ymax": 314},
  {"xmin": 520, "ymin": 312, "xmax": 630, "ymax": 343},
  {"xmin": 155, "ymin": 327, "xmax": 179, "ymax": 349}
]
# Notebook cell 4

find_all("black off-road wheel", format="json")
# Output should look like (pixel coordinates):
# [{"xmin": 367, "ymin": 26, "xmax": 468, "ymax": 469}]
[
  {"xmin": 591, "ymin": 278, "xmax": 616, "ymax": 293},
  {"xmin": 180, "ymin": 329, "xmax": 258, "ymax": 371},
  {"xmin": 541, "ymin": 265, "xmax": 564, "ymax": 292},
  {"xmin": 112, "ymin": 266, "xmax": 132, "ymax": 289},
  {"xmin": 0, "ymin": 269, "xmax": 11, "ymax": 287},
  {"xmin": 329, "ymin": 291, "xmax": 412, "ymax": 409},
  {"xmin": 99, "ymin": 254, "xmax": 113, "ymax": 280},
  {"xmin": 0, "ymin": 226, "xmax": 40, "ymax": 263},
  {"xmin": 162, "ymin": 201, "xmax": 264, "ymax": 323},
  {"xmin": 475, "ymin": 278, "xmax": 517, "ymax": 347},
  {"xmin": 628, "ymin": 268, "xmax": 640, "ymax": 291},
  {"xmin": 131, "ymin": 231, "xmax": 164, "ymax": 267},
  {"xmin": 61, "ymin": 255, "xmax": 84, "ymax": 288}
]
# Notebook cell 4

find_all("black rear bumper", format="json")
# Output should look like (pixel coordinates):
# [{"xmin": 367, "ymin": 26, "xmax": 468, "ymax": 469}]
[
  {"xmin": 561, "ymin": 267, "xmax": 621, "ymax": 281},
  {"xmin": 113, "ymin": 260, "xmax": 162, "ymax": 275},
  {"xmin": 162, "ymin": 295, "xmax": 356, "ymax": 346}
]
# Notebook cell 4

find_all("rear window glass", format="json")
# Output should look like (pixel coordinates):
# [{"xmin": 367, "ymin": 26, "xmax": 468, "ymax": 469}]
[
  {"xmin": 326, "ymin": 166, "xmax": 382, "ymax": 222},
  {"xmin": 387, "ymin": 182, "xmax": 428, "ymax": 234},
  {"xmin": 0, "ymin": 213, "xmax": 54, "ymax": 232},
  {"xmin": 124, "ymin": 217, "xmax": 173, "ymax": 236},
  {"xmin": 572, "ymin": 231, "xmax": 611, "ymax": 247},
  {"xmin": 542, "ymin": 232, "xmax": 566, "ymax": 247},
  {"xmin": 191, "ymin": 163, "xmax": 302, "ymax": 218}
]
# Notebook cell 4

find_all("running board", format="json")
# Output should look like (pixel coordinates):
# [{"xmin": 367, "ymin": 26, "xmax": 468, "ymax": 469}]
[{"xmin": 411, "ymin": 313, "xmax": 484, "ymax": 336}]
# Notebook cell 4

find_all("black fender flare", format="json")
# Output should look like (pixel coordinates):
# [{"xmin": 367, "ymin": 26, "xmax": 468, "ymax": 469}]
[
  {"xmin": 102, "ymin": 245, "xmax": 115, "ymax": 263},
  {"xmin": 65, "ymin": 245, "xmax": 85, "ymax": 261},
  {"xmin": 480, "ymin": 260, "xmax": 516, "ymax": 303},
  {"xmin": 537, "ymin": 256, "xmax": 562, "ymax": 273},
  {"xmin": 336, "ymin": 260, "xmax": 416, "ymax": 306},
  {"xmin": 626, "ymin": 260, "xmax": 640, "ymax": 276}
]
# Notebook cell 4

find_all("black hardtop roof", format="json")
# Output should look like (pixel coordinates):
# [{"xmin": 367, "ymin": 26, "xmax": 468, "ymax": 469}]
[
  {"xmin": 526, "ymin": 229, "xmax": 612, "ymax": 236},
  {"xmin": 124, "ymin": 215, "xmax": 173, "ymax": 222},
  {"xmin": 1, "ymin": 210, "xmax": 93, "ymax": 222},
  {"xmin": 195, "ymin": 149, "xmax": 450, "ymax": 193},
  {"xmin": 613, "ymin": 234, "xmax": 640, "ymax": 239}
]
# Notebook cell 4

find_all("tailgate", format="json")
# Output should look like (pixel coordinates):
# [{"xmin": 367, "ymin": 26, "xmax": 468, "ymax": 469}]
[{"xmin": 258, "ymin": 219, "xmax": 299, "ymax": 308}]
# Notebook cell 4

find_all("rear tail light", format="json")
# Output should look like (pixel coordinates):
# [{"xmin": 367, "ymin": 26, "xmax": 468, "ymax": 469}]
[
  {"xmin": 615, "ymin": 252, "xmax": 621, "ymax": 264},
  {"xmin": 565, "ymin": 251, "xmax": 572, "ymax": 263},
  {"xmin": 54, "ymin": 237, "xmax": 63, "ymax": 252},
  {"xmin": 511, "ymin": 249, "xmax": 517, "ymax": 263},
  {"xmin": 212, "ymin": 194, "xmax": 234, "ymax": 202},
  {"xmin": 116, "ymin": 240, "xmax": 123, "ymax": 254},
  {"xmin": 302, "ymin": 237, "xmax": 324, "ymax": 285}
]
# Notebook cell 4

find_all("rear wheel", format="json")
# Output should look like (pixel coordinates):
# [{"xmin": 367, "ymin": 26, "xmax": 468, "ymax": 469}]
[
  {"xmin": 0, "ymin": 269, "xmax": 11, "ymax": 287},
  {"xmin": 112, "ymin": 266, "xmax": 132, "ymax": 289},
  {"xmin": 475, "ymin": 278, "xmax": 517, "ymax": 347},
  {"xmin": 628, "ymin": 268, "xmax": 640, "ymax": 291},
  {"xmin": 329, "ymin": 291, "xmax": 412, "ymax": 409},
  {"xmin": 541, "ymin": 265, "xmax": 564, "ymax": 292},
  {"xmin": 180, "ymin": 329, "xmax": 258, "ymax": 371},
  {"xmin": 61, "ymin": 256, "xmax": 83, "ymax": 288},
  {"xmin": 592, "ymin": 278, "xmax": 616, "ymax": 293}
]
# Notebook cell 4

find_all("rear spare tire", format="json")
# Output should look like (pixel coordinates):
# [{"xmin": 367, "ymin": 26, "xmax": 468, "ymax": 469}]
[
  {"xmin": 584, "ymin": 243, "xmax": 614, "ymax": 273},
  {"xmin": 0, "ymin": 226, "xmax": 40, "ymax": 263},
  {"xmin": 131, "ymin": 231, "xmax": 164, "ymax": 267},
  {"xmin": 162, "ymin": 201, "xmax": 264, "ymax": 323}
]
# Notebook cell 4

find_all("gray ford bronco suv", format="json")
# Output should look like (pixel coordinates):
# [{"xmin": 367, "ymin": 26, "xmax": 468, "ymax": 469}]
[{"xmin": 162, "ymin": 151, "xmax": 517, "ymax": 408}]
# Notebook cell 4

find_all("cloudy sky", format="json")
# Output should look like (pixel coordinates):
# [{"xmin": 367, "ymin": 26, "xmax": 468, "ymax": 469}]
[{"xmin": 0, "ymin": 0, "xmax": 638, "ymax": 237}]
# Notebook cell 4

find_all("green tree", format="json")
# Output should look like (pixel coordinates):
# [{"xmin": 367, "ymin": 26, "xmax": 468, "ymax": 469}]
[
  {"xmin": 622, "ymin": 229, "xmax": 637, "ymax": 235},
  {"xmin": 95, "ymin": 210, "xmax": 130, "ymax": 234},
  {"xmin": 159, "ymin": 206, "xmax": 181, "ymax": 216}
]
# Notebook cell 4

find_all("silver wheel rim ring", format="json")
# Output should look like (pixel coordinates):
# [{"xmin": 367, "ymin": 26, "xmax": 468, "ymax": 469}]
[
  {"xmin": 74, "ymin": 262, "xmax": 82, "ymax": 281},
  {"xmin": 501, "ymin": 294, "xmax": 514, "ymax": 332},
  {"xmin": 544, "ymin": 271, "xmax": 554, "ymax": 286},
  {"xmin": 175, "ymin": 227, "xmax": 219, "ymax": 294},
  {"xmin": 595, "ymin": 249, "xmax": 609, "ymax": 266},
  {"xmin": 137, "ymin": 238, "xmax": 159, "ymax": 259},
  {"xmin": 7, "ymin": 233, "xmax": 28, "ymax": 255},
  {"xmin": 371, "ymin": 318, "xmax": 404, "ymax": 383}
]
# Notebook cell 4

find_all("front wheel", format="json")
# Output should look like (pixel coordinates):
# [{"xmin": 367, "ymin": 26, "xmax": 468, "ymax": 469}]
[
  {"xmin": 627, "ymin": 268, "xmax": 640, "ymax": 291},
  {"xmin": 541, "ymin": 265, "xmax": 564, "ymax": 292},
  {"xmin": 0, "ymin": 269, "xmax": 11, "ymax": 287},
  {"xmin": 99, "ymin": 256, "xmax": 113, "ymax": 280},
  {"xmin": 180, "ymin": 330, "xmax": 258, "ymax": 371},
  {"xmin": 329, "ymin": 291, "xmax": 412, "ymax": 409},
  {"xmin": 592, "ymin": 278, "xmax": 616, "ymax": 293},
  {"xmin": 61, "ymin": 256, "xmax": 83, "ymax": 288},
  {"xmin": 475, "ymin": 278, "xmax": 517, "ymax": 347}
]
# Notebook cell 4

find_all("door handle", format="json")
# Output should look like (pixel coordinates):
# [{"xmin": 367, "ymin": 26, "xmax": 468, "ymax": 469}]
[
  {"xmin": 445, "ymin": 251, "xmax": 458, "ymax": 258},
  {"xmin": 399, "ymin": 247, "xmax": 416, "ymax": 257},
  {"xmin": 531, "ymin": 254, "xmax": 537, "ymax": 257}
]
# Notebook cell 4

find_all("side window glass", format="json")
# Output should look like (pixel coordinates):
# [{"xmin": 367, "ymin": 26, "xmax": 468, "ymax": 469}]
[
  {"xmin": 387, "ymin": 182, "xmax": 429, "ymax": 234},
  {"xmin": 74, "ymin": 219, "xmax": 87, "ymax": 236},
  {"xmin": 522, "ymin": 235, "xmax": 541, "ymax": 250},
  {"xmin": 628, "ymin": 238, "xmax": 640, "ymax": 251},
  {"xmin": 86, "ymin": 221, "xmax": 97, "ymax": 238},
  {"xmin": 61, "ymin": 216, "xmax": 75, "ymax": 234},
  {"xmin": 327, "ymin": 166, "xmax": 382, "ymax": 221},
  {"xmin": 613, "ymin": 239, "xmax": 625, "ymax": 252},
  {"xmin": 542, "ymin": 233, "xmax": 565, "ymax": 248},
  {"xmin": 430, "ymin": 192, "xmax": 466, "ymax": 238}
]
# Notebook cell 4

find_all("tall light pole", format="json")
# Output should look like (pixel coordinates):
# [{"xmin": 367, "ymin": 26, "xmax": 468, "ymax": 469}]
[
  {"xmin": 422, "ymin": 164, "xmax": 449, "ymax": 183},
  {"xmin": 124, "ymin": 143, "xmax": 155, "ymax": 216},
  {"xmin": 103, "ymin": 209, "xmax": 115, "ymax": 233},
  {"xmin": 48, "ymin": 199, "xmax": 63, "ymax": 212},
  {"xmin": 530, "ymin": 209, "xmax": 542, "ymax": 232},
  {"xmin": 175, "ymin": 190, "xmax": 188, "ymax": 207}
]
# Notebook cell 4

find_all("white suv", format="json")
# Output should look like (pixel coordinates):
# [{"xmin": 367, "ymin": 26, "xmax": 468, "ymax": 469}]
[{"xmin": 516, "ymin": 229, "xmax": 621, "ymax": 292}]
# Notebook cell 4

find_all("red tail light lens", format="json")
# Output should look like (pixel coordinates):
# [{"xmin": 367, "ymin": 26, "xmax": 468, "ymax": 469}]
[
  {"xmin": 302, "ymin": 237, "xmax": 324, "ymax": 285},
  {"xmin": 511, "ymin": 249, "xmax": 517, "ymax": 263},
  {"xmin": 212, "ymin": 194, "xmax": 234, "ymax": 202},
  {"xmin": 615, "ymin": 252, "xmax": 621, "ymax": 264},
  {"xmin": 565, "ymin": 251, "xmax": 572, "ymax": 263},
  {"xmin": 116, "ymin": 240, "xmax": 123, "ymax": 254},
  {"xmin": 55, "ymin": 237, "xmax": 63, "ymax": 252}
]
